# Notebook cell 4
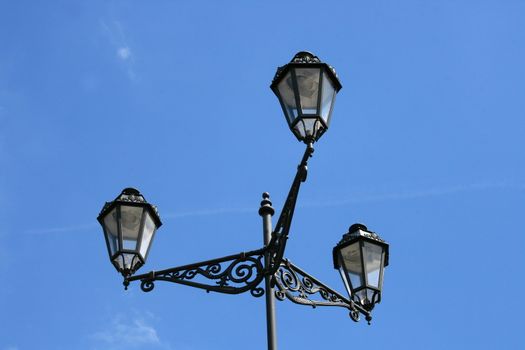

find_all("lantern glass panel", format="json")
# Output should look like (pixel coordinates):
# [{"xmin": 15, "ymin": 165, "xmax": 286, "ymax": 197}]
[
  {"xmin": 354, "ymin": 289, "xmax": 367, "ymax": 304},
  {"xmin": 113, "ymin": 253, "xmax": 140, "ymax": 272},
  {"xmin": 120, "ymin": 205, "xmax": 143, "ymax": 250},
  {"xmin": 277, "ymin": 71, "xmax": 299, "ymax": 125},
  {"xmin": 340, "ymin": 242, "xmax": 364, "ymax": 289},
  {"xmin": 293, "ymin": 118, "xmax": 323, "ymax": 141},
  {"xmin": 354, "ymin": 289, "xmax": 379, "ymax": 307},
  {"xmin": 363, "ymin": 241, "xmax": 383, "ymax": 288},
  {"xmin": 139, "ymin": 212, "xmax": 157, "ymax": 259},
  {"xmin": 295, "ymin": 68, "xmax": 320, "ymax": 115},
  {"xmin": 320, "ymin": 72, "xmax": 336, "ymax": 124},
  {"xmin": 103, "ymin": 207, "xmax": 119, "ymax": 256}
]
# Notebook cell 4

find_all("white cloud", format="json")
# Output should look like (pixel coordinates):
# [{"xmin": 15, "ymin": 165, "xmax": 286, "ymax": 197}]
[
  {"xmin": 117, "ymin": 47, "xmax": 131, "ymax": 60},
  {"xmin": 92, "ymin": 316, "xmax": 163, "ymax": 349},
  {"xmin": 100, "ymin": 20, "xmax": 136, "ymax": 81}
]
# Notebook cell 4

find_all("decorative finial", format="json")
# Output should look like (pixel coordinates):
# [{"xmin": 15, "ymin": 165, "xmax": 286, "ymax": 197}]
[
  {"xmin": 290, "ymin": 51, "xmax": 321, "ymax": 63},
  {"xmin": 259, "ymin": 192, "xmax": 275, "ymax": 216},
  {"xmin": 122, "ymin": 187, "xmax": 141, "ymax": 195},
  {"xmin": 349, "ymin": 223, "xmax": 368, "ymax": 233}
]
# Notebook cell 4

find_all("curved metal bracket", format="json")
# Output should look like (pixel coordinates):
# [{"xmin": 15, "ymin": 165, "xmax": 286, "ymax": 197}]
[
  {"xmin": 125, "ymin": 247, "xmax": 267, "ymax": 298},
  {"xmin": 273, "ymin": 259, "xmax": 372, "ymax": 324},
  {"xmin": 122, "ymin": 144, "xmax": 315, "ymax": 299}
]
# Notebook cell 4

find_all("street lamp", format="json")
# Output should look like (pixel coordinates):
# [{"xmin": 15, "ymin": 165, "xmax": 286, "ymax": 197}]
[
  {"xmin": 97, "ymin": 51, "xmax": 389, "ymax": 349},
  {"xmin": 97, "ymin": 188, "xmax": 162, "ymax": 278},
  {"xmin": 271, "ymin": 51, "xmax": 341, "ymax": 143},
  {"xmin": 333, "ymin": 224, "xmax": 389, "ymax": 311}
]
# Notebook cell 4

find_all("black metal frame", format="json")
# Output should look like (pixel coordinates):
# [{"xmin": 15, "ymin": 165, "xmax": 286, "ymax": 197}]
[{"xmin": 124, "ymin": 143, "xmax": 373, "ymax": 323}]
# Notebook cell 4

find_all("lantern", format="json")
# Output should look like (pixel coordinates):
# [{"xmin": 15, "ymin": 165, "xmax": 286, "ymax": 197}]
[
  {"xmin": 97, "ymin": 188, "xmax": 162, "ymax": 277},
  {"xmin": 333, "ymin": 224, "xmax": 389, "ymax": 311},
  {"xmin": 271, "ymin": 51, "xmax": 342, "ymax": 143}
]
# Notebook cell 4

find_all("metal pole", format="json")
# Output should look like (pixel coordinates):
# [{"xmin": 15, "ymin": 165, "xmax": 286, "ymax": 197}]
[{"xmin": 259, "ymin": 192, "xmax": 277, "ymax": 350}]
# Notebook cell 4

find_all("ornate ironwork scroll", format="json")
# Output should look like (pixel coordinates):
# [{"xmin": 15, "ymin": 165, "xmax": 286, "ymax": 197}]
[
  {"xmin": 273, "ymin": 259, "xmax": 372, "ymax": 323},
  {"xmin": 125, "ymin": 248, "xmax": 266, "ymax": 298}
]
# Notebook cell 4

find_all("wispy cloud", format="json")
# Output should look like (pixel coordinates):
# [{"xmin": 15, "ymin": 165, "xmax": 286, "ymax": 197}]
[
  {"xmin": 100, "ymin": 20, "xmax": 136, "ymax": 81},
  {"xmin": 91, "ymin": 315, "xmax": 168, "ymax": 350},
  {"xmin": 22, "ymin": 182, "xmax": 525, "ymax": 235},
  {"xmin": 163, "ymin": 181, "xmax": 525, "ymax": 216},
  {"xmin": 117, "ymin": 47, "xmax": 132, "ymax": 60},
  {"xmin": 24, "ymin": 223, "xmax": 97, "ymax": 235},
  {"xmin": 299, "ymin": 181, "xmax": 525, "ymax": 209},
  {"xmin": 3, "ymin": 346, "xmax": 19, "ymax": 350},
  {"xmin": 163, "ymin": 206, "xmax": 254, "ymax": 219}
]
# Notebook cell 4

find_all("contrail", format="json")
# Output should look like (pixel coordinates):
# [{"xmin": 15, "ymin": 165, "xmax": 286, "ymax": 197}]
[
  {"xmin": 24, "ymin": 182, "xmax": 524, "ymax": 235},
  {"xmin": 162, "ymin": 207, "xmax": 254, "ymax": 219},
  {"xmin": 25, "ymin": 223, "xmax": 98, "ymax": 235},
  {"xmin": 299, "ymin": 182, "xmax": 525, "ymax": 209}
]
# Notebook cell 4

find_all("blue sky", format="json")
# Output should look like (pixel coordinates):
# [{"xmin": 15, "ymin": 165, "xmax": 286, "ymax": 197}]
[{"xmin": 1, "ymin": 0, "xmax": 525, "ymax": 349}]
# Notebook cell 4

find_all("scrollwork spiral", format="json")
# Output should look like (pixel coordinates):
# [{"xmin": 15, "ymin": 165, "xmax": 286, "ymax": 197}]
[
  {"xmin": 349, "ymin": 309, "xmax": 360, "ymax": 322},
  {"xmin": 141, "ymin": 280, "xmax": 155, "ymax": 292},
  {"xmin": 250, "ymin": 287, "xmax": 265, "ymax": 298},
  {"xmin": 229, "ymin": 259, "xmax": 256, "ymax": 283},
  {"xmin": 205, "ymin": 263, "xmax": 222, "ymax": 276}
]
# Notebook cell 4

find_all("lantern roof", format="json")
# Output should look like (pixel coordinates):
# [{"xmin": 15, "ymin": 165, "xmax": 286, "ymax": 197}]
[
  {"xmin": 339, "ymin": 223, "xmax": 386, "ymax": 244},
  {"xmin": 97, "ymin": 187, "xmax": 162, "ymax": 228},
  {"xmin": 333, "ymin": 223, "xmax": 389, "ymax": 269},
  {"xmin": 271, "ymin": 51, "xmax": 342, "ymax": 92}
]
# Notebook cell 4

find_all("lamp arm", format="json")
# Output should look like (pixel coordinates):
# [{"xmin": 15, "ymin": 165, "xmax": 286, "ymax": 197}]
[
  {"xmin": 266, "ymin": 142, "xmax": 315, "ymax": 273},
  {"xmin": 124, "ymin": 247, "xmax": 267, "ymax": 297},
  {"xmin": 273, "ymin": 259, "xmax": 372, "ymax": 323},
  {"xmin": 123, "ymin": 143, "xmax": 315, "ymax": 298}
]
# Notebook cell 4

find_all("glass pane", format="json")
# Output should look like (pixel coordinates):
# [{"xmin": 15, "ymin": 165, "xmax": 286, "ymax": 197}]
[
  {"xmin": 292, "ymin": 118, "xmax": 324, "ymax": 140},
  {"xmin": 103, "ymin": 208, "xmax": 119, "ymax": 256},
  {"xmin": 277, "ymin": 71, "xmax": 299, "ymax": 124},
  {"xmin": 320, "ymin": 72, "xmax": 336, "ymax": 125},
  {"xmin": 363, "ymin": 242, "xmax": 383, "ymax": 288},
  {"xmin": 367, "ymin": 288, "xmax": 380, "ymax": 305},
  {"xmin": 113, "ymin": 253, "xmax": 140, "ymax": 272},
  {"xmin": 295, "ymin": 68, "xmax": 320, "ymax": 115},
  {"xmin": 353, "ymin": 289, "xmax": 367, "ymax": 306},
  {"xmin": 353, "ymin": 288, "xmax": 378, "ymax": 308},
  {"xmin": 139, "ymin": 212, "xmax": 157, "ymax": 259},
  {"xmin": 339, "ymin": 267, "xmax": 353, "ymax": 298},
  {"xmin": 120, "ymin": 205, "xmax": 143, "ymax": 251},
  {"xmin": 340, "ymin": 243, "xmax": 364, "ymax": 289}
]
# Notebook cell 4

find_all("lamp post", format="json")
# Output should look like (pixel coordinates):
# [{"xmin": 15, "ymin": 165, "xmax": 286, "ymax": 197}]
[{"xmin": 97, "ymin": 51, "xmax": 389, "ymax": 349}]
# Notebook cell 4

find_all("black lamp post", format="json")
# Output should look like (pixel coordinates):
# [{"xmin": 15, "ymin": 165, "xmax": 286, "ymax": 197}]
[{"xmin": 97, "ymin": 52, "xmax": 389, "ymax": 350}]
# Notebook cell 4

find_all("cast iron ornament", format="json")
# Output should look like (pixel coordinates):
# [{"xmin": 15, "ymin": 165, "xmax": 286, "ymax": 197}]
[{"xmin": 121, "ymin": 144, "xmax": 378, "ymax": 323}]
